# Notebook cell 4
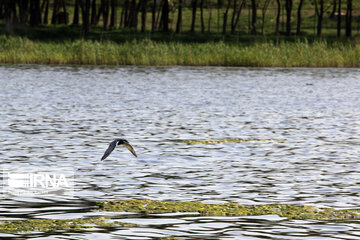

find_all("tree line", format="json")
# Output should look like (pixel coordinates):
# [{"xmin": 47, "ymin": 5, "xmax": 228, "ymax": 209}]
[{"xmin": 0, "ymin": 0, "xmax": 356, "ymax": 37}]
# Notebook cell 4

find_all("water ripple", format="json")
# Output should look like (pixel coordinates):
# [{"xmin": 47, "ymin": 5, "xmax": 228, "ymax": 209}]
[{"xmin": 1, "ymin": 66, "xmax": 360, "ymax": 239}]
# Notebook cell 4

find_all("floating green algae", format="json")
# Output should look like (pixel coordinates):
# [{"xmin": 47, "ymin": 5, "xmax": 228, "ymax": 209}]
[
  {"xmin": 180, "ymin": 138, "xmax": 284, "ymax": 144},
  {"xmin": 97, "ymin": 200, "xmax": 360, "ymax": 221},
  {"xmin": 2, "ymin": 201, "xmax": 360, "ymax": 234},
  {"xmin": 0, "ymin": 217, "xmax": 137, "ymax": 233}
]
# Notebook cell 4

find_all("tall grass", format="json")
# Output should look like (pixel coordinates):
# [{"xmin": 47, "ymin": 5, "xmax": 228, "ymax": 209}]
[{"xmin": 0, "ymin": 36, "xmax": 359, "ymax": 67}]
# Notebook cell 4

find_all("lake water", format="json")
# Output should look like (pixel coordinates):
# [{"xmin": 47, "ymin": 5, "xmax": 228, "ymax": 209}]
[{"xmin": 1, "ymin": 65, "xmax": 360, "ymax": 239}]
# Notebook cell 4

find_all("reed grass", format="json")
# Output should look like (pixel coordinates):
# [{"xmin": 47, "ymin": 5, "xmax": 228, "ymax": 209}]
[{"xmin": 0, "ymin": 35, "xmax": 359, "ymax": 67}]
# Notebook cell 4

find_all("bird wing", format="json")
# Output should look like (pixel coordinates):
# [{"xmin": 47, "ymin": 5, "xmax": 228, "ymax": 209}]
[
  {"xmin": 101, "ymin": 140, "xmax": 117, "ymax": 161},
  {"xmin": 123, "ymin": 142, "xmax": 137, "ymax": 158}
]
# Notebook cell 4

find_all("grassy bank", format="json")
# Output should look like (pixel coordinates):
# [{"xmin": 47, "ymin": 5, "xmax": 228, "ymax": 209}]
[{"xmin": 1, "ymin": 35, "xmax": 360, "ymax": 67}]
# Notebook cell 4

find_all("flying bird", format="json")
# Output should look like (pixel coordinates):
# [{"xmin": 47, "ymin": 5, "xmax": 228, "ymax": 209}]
[{"xmin": 101, "ymin": 138, "xmax": 137, "ymax": 161}]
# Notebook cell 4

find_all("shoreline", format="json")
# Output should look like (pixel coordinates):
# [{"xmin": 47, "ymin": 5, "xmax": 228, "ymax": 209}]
[{"xmin": 1, "ymin": 36, "xmax": 359, "ymax": 67}]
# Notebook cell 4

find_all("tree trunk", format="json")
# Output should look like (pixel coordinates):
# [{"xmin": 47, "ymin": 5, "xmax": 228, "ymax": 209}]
[
  {"xmin": 10, "ymin": 0, "xmax": 19, "ymax": 24},
  {"xmin": 160, "ymin": 0, "xmax": 169, "ymax": 32},
  {"xmin": 110, "ymin": 0, "xmax": 117, "ymax": 28},
  {"xmin": 260, "ymin": 0, "xmax": 270, "ymax": 35},
  {"xmin": 230, "ymin": 0, "xmax": 237, "ymax": 34},
  {"xmin": 103, "ymin": 0, "xmax": 110, "ymax": 30},
  {"xmin": 122, "ymin": 0, "xmax": 129, "ymax": 27},
  {"xmin": 345, "ymin": 0, "xmax": 352, "ymax": 37},
  {"xmin": 330, "ymin": 0, "xmax": 336, "ymax": 18},
  {"xmin": 41, "ymin": 0, "xmax": 45, "ymax": 13},
  {"xmin": 82, "ymin": 0, "xmax": 91, "ymax": 33},
  {"xmin": 128, "ymin": 0, "xmax": 138, "ymax": 29},
  {"xmin": 250, "ymin": 0, "xmax": 256, "ymax": 35},
  {"xmin": 155, "ymin": 0, "xmax": 162, "ymax": 29},
  {"xmin": 217, "ymin": 0, "xmax": 221, "ymax": 33},
  {"xmin": 231, "ymin": 0, "xmax": 245, "ymax": 34},
  {"xmin": 337, "ymin": 0, "xmax": 341, "ymax": 37},
  {"xmin": 40, "ymin": 0, "xmax": 45, "ymax": 19},
  {"xmin": 96, "ymin": 0, "xmax": 104, "ymax": 25},
  {"xmin": 190, "ymin": 0, "xmax": 197, "ymax": 32},
  {"xmin": 222, "ymin": 0, "xmax": 231, "ymax": 34},
  {"xmin": 120, "ymin": 5, "xmax": 124, "ymax": 26},
  {"xmin": 61, "ymin": 0, "xmax": 68, "ymax": 25},
  {"xmin": 30, "ymin": 0, "xmax": 41, "ymax": 26},
  {"xmin": 4, "ymin": 1, "xmax": 12, "ymax": 26},
  {"xmin": 73, "ymin": 0, "xmax": 80, "ymax": 25},
  {"xmin": 176, "ymin": 0, "xmax": 182, "ymax": 33},
  {"xmin": 275, "ymin": 0, "xmax": 280, "ymax": 35},
  {"xmin": 91, "ymin": 0, "xmax": 97, "ymax": 24},
  {"xmin": 151, "ymin": 0, "xmax": 156, "ymax": 31},
  {"xmin": 314, "ymin": 0, "xmax": 324, "ymax": 36},
  {"xmin": 200, "ymin": 0, "xmax": 205, "ymax": 33},
  {"xmin": 207, "ymin": 0, "xmax": 212, "ymax": 32},
  {"xmin": 0, "ymin": 2, "xmax": 4, "ymax": 20},
  {"xmin": 317, "ymin": 1, "xmax": 323, "ymax": 36},
  {"xmin": 43, "ymin": 0, "xmax": 49, "ymax": 24},
  {"xmin": 141, "ymin": 0, "xmax": 147, "ymax": 32},
  {"xmin": 19, "ymin": 0, "xmax": 29, "ymax": 25},
  {"xmin": 51, "ymin": 0, "xmax": 59, "ymax": 24},
  {"xmin": 296, "ymin": 0, "xmax": 304, "ymax": 35},
  {"xmin": 285, "ymin": 0, "xmax": 292, "ymax": 36}
]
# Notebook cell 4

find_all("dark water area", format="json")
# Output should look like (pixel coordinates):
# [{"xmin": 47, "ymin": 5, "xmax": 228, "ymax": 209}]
[{"xmin": 1, "ymin": 65, "xmax": 360, "ymax": 239}]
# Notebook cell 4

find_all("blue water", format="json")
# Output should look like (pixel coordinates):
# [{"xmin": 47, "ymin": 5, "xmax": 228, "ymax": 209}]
[{"xmin": 1, "ymin": 65, "xmax": 360, "ymax": 239}]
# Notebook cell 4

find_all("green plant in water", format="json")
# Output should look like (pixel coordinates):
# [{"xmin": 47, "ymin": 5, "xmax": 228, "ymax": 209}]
[
  {"xmin": 97, "ymin": 200, "xmax": 360, "ymax": 221},
  {"xmin": 0, "ymin": 217, "xmax": 137, "ymax": 233},
  {"xmin": 159, "ymin": 237, "xmax": 181, "ymax": 240},
  {"xmin": 180, "ymin": 138, "xmax": 284, "ymax": 144}
]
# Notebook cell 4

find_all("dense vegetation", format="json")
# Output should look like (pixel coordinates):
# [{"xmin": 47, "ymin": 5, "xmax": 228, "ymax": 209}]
[
  {"xmin": 1, "ymin": 0, "xmax": 359, "ymax": 38},
  {"xmin": 0, "ymin": 1, "xmax": 359, "ymax": 66},
  {"xmin": 1, "ymin": 35, "xmax": 359, "ymax": 66}
]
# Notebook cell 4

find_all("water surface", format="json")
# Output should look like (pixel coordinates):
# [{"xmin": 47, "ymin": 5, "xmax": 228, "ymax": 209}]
[{"xmin": 1, "ymin": 66, "xmax": 360, "ymax": 239}]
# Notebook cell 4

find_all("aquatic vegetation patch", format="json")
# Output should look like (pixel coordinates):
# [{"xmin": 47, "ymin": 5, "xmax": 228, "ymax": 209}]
[
  {"xmin": 180, "ymin": 138, "xmax": 283, "ymax": 144},
  {"xmin": 0, "ymin": 217, "xmax": 137, "ymax": 233},
  {"xmin": 97, "ymin": 200, "xmax": 360, "ymax": 220}
]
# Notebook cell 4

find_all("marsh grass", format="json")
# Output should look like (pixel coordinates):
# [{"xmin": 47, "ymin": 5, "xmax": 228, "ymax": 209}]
[{"xmin": 0, "ymin": 35, "xmax": 359, "ymax": 67}]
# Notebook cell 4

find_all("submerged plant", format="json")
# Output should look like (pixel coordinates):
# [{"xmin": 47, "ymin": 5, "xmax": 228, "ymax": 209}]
[
  {"xmin": 0, "ymin": 217, "xmax": 137, "ymax": 233},
  {"xmin": 2, "ymin": 201, "xmax": 360, "ymax": 234},
  {"xmin": 180, "ymin": 138, "xmax": 283, "ymax": 144},
  {"xmin": 97, "ymin": 200, "xmax": 360, "ymax": 221}
]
